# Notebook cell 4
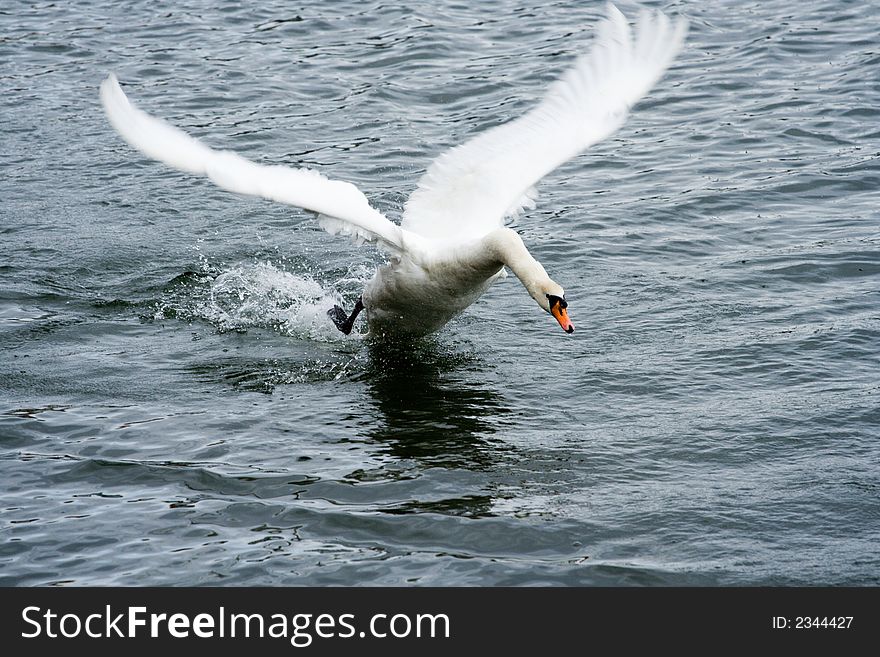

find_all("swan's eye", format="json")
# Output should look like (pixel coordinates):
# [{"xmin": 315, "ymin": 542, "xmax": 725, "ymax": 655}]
[{"xmin": 546, "ymin": 294, "xmax": 567, "ymax": 310}]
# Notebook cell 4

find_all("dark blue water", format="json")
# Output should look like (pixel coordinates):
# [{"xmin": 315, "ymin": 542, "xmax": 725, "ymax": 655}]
[{"xmin": 2, "ymin": 0, "xmax": 878, "ymax": 585}]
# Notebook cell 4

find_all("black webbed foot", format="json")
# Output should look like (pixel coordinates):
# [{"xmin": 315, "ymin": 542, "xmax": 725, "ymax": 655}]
[
  {"xmin": 328, "ymin": 305, "xmax": 351, "ymax": 333},
  {"xmin": 327, "ymin": 297, "xmax": 364, "ymax": 335}
]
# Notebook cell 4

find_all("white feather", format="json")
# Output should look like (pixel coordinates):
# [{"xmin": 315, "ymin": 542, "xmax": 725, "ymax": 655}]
[
  {"xmin": 99, "ymin": 74, "xmax": 409, "ymax": 254},
  {"xmin": 401, "ymin": 3, "xmax": 687, "ymax": 242}
]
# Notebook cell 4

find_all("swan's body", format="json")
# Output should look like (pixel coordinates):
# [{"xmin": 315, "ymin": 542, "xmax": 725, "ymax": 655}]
[
  {"xmin": 100, "ymin": 4, "xmax": 687, "ymax": 338},
  {"xmin": 364, "ymin": 228, "xmax": 534, "ymax": 335}
]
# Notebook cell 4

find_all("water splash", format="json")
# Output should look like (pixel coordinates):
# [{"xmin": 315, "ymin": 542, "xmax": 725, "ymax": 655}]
[{"xmin": 155, "ymin": 260, "xmax": 369, "ymax": 342}]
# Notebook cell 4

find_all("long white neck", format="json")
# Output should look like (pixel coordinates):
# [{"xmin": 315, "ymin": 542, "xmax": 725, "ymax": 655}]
[{"xmin": 485, "ymin": 227, "xmax": 553, "ymax": 303}]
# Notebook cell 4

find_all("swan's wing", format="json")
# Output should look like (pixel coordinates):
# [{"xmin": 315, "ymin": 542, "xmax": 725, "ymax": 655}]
[
  {"xmin": 100, "ymin": 74, "xmax": 408, "ymax": 254},
  {"xmin": 401, "ymin": 4, "xmax": 687, "ymax": 242}
]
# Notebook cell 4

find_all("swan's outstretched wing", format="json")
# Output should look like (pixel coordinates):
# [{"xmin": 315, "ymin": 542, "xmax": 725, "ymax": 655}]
[
  {"xmin": 401, "ymin": 3, "xmax": 687, "ymax": 242},
  {"xmin": 100, "ymin": 74, "xmax": 408, "ymax": 254}
]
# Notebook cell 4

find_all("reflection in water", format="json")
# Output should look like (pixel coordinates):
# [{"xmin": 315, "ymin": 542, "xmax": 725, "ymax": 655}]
[
  {"xmin": 357, "ymin": 336, "xmax": 513, "ymax": 471},
  {"xmin": 178, "ymin": 324, "xmax": 514, "ymax": 518},
  {"xmin": 348, "ymin": 336, "xmax": 514, "ymax": 518}
]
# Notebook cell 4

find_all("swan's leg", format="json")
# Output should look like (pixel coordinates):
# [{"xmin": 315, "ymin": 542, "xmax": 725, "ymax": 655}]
[{"xmin": 328, "ymin": 297, "xmax": 364, "ymax": 335}]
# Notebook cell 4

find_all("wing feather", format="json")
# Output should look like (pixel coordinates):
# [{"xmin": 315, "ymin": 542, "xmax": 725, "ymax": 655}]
[
  {"xmin": 100, "ymin": 74, "xmax": 407, "ymax": 254},
  {"xmin": 401, "ymin": 3, "xmax": 687, "ymax": 242}
]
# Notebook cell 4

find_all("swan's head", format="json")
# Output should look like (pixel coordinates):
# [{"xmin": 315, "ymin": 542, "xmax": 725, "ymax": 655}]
[{"xmin": 536, "ymin": 282, "xmax": 574, "ymax": 334}]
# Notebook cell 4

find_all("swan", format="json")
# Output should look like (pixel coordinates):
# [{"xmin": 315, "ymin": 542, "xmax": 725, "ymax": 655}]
[{"xmin": 100, "ymin": 3, "xmax": 686, "ymax": 338}]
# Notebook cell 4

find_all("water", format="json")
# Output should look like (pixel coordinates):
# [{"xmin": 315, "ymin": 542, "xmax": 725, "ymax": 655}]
[{"xmin": 2, "ymin": 0, "xmax": 878, "ymax": 586}]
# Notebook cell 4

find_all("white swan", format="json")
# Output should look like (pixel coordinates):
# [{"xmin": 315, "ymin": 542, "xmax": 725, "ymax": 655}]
[{"xmin": 100, "ymin": 4, "xmax": 686, "ymax": 338}]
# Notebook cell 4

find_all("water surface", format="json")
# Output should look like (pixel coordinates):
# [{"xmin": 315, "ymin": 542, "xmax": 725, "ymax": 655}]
[{"xmin": 1, "ymin": 0, "xmax": 878, "ymax": 585}]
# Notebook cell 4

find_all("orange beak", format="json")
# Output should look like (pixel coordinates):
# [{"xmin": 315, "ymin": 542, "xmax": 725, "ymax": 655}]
[{"xmin": 551, "ymin": 302, "xmax": 574, "ymax": 334}]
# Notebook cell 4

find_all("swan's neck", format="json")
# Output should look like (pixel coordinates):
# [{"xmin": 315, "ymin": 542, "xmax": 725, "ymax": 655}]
[{"xmin": 486, "ymin": 228, "xmax": 552, "ymax": 302}]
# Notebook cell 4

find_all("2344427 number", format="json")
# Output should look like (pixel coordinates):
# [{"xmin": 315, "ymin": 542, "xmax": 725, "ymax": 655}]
[{"xmin": 773, "ymin": 616, "xmax": 853, "ymax": 629}]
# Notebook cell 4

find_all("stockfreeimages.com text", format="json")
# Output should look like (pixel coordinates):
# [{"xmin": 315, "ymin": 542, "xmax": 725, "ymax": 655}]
[{"xmin": 22, "ymin": 606, "xmax": 450, "ymax": 647}]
